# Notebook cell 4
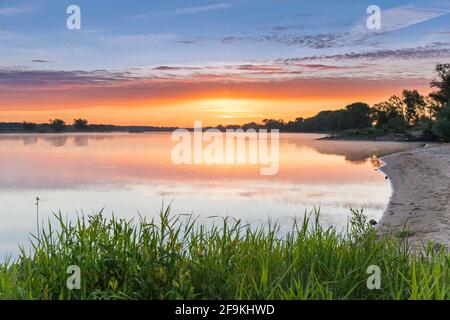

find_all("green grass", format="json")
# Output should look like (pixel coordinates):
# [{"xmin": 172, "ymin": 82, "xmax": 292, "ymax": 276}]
[{"xmin": 0, "ymin": 207, "xmax": 448, "ymax": 300}]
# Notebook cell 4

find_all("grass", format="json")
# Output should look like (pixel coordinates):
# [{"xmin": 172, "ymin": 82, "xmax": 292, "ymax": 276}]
[{"xmin": 0, "ymin": 207, "xmax": 448, "ymax": 300}]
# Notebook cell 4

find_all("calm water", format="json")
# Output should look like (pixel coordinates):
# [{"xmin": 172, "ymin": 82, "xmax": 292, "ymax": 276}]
[{"xmin": 0, "ymin": 133, "xmax": 423, "ymax": 256}]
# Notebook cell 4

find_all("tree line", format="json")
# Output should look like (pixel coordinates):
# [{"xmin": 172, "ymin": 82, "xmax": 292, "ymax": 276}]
[
  {"xmin": 0, "ymin": 118, "xmax": 175, "ymax": 133},
  {"xmin": 21, "ymin": 118, "xmax": 100, "ymax": 132}
]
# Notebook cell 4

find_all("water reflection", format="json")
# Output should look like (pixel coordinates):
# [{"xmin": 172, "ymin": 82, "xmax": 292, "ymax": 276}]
[
  {"xmin": 0, "ymin": 134, "xmax": 115, "ymax": 147},
  {"xmin": 0, "ymin": 133, "xmax": 423, "ymax": 255},
  {"xmin": 73, "ymin": 136, "xmax": 89, "ymax": 147},
  {"xmin": 0, "ymin": 133, "xmax": 424, "ymax": 190},
  {"xmin": 285, "ymin": 136, "xmax": 424, "ymax": 165}
]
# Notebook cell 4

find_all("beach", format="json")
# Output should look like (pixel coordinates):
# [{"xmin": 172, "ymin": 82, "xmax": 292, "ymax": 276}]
[{"xmin": 378, "ymin": 144, "xmax": 450, "ymax": 249}]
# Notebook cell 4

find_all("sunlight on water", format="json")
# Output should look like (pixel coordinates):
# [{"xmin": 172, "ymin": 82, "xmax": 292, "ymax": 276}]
[{"xmin": 0, "ymin": 133, "xmax": 424, "ymax": 255}]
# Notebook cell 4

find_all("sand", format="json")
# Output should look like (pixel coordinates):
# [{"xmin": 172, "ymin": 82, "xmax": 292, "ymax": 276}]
[{"xmin": 378, "ymin": 144, "xmax": 450, "ymax": 249}]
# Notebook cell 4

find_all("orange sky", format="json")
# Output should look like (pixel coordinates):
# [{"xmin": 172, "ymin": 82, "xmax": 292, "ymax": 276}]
[{"xmin": 0, "ymin": 77, "xmax": 431, "ymax": 127}]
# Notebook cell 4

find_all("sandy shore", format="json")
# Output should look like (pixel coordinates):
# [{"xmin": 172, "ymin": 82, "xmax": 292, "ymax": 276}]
[{"xmin": 378, "ymin": 144, "xmax": 450, "ymax": 249}]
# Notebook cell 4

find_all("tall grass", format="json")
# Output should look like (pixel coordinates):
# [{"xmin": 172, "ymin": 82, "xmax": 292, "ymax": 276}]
[{"xmin": 0, "ymin": 207, "xmax": 448, "ymax": 300}]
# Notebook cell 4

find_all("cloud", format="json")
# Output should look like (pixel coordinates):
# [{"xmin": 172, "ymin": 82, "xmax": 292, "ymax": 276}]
[
  {"xmin": 31, "ymin": 60, "xmax": 52, "ymax": 64},
  {"xmin": 131, "ymin": 3, "xmax": 231, "ymax": 19},
  {"xmin": 176, "ymin": 37, "xmax": 207, "ymax": 44},
  {"xmin": 222, "ymin": 33, "xmax": 350, "ymax": 49},
  {"xmin": 233, "ymin": 64, "xmax": 285, "ymax": 72},
  {"xmin": 283, "ymin": 43, "xmax": 450, "ymax": 62},
  {"xmin": 0, "ymin": 68, "xmax": 135, "ymax": 86},
  {"xmin": 347, "ymin": 5, "xmax": 450, "ymax": 44},
  {"xmin": 174, "ymin": 3, "xmax": 231, "ymax": 15},
  {"xmin": 153, "ymin": 66, "xmax": 201, "ymax": 71},
  {"xmin": 0, "ymin": 64, "xmax": 348, "ymax": 90},
  {"xmin": 293, "ymin": 64, "xmax": 350, "ymax": 70},
  {"xmin": 222, "ymin": 5, "xmax": 450, "ymax": 49},
  {"xmin": 428, "ymin": 31, "xmax": 450, "ymax": 35},
  {"xmin": 355, "ymin": 5, "xmax": 450, "ymax": 34},
  {"xmin": 0, "ymin": 5, "xmax": 30, "ymax": 16},
  {"xmin": 99, "ymin": 33, "xmax": 176, "ymax": 45}
]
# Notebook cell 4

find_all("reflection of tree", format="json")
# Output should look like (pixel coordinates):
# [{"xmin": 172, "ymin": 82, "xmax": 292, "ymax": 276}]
[
  {"xmin": 86, "ymin": 135, "xmax": 114, "ymax": 142},
  {"xmin": 74, "ymin": 136, "xmax": 89, "ymax": 147},
  {"xmin": 288, "ymin": 139, "xmax": 424, "ymax": 166},
  {"xmin": 0, "ymin": 134, "xmax": 116, "ymax": 148},
  {"xmin": 23, "ymin": 136, "xmax": 38, "ymax": 146},
  {"xmin": 44, "ymin": 136, "xmax": 68, "ymax": 147}
]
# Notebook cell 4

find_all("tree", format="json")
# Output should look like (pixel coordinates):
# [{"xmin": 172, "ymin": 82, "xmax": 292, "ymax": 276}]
[
  {"xmin": 428, "ymin": 64, "xmax": 450, "ymax": 141},
  {"xmin": 344, "ymin": 102, "xmax": 372, "ymax": 129},
  {"xmin": 73, "ymin": 118, "xmax": 89, "ymax": 130},
  {"xmin": 430, "ymin": 63, "xmax": 450, "ymax": 106},
  {"xmin": 22, "ymin": 122, "xmax": 37, "ymax": 131},
  {"xmin": 262, "ymin": 119, "xmax": 285, "ymax": 130},
  {"xmin": 402, "ymin": 90, "xmax": 426, "ymax": 126},
  {"xmin": 432, "ymin": 104, "xmax": 450, "ymax": 141},
  {"xmin": 373, "ymin": 96, "xmax": 404, "ymax": 118},
  {"xmin": 49, "ymin": 119, "xmax": 66, "ymax": 132},
  {"xmin": 372, "ymin": 95, "xmax": 406, "ymax": 131},
  {"xmin": 424, "ymin": 96, "xmax": 440, "ymax": 120}
]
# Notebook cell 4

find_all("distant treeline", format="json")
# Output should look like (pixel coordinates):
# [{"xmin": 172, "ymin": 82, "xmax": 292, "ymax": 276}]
[{"xmin": 0, "ymin": 118, "xmax": 176, "ymax": 133}]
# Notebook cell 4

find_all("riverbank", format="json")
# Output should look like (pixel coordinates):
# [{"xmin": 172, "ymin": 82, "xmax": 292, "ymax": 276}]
[
  {"xmin": 322, "ymin": 129, "xmax": 436, "ymax": 142},
  {"xmin": 378, "ymin": 144, "xmax": 450, "ymax": 249}
]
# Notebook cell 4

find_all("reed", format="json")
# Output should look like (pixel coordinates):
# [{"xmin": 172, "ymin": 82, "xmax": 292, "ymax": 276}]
[{"xmin": 0, "ymin": 207, "xmax": 448, "ymax": 300}]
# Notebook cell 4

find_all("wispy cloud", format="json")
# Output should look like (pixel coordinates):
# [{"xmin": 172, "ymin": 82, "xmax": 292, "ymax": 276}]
[
  {"xmin": 284, "ymin": 43, "xmax": 450, "ymax": 62},
  {"xmin": 0, "ymin": 5, "xmax": 30, "ymax": 16},
  {"xmin": 173, "ymin": 3, "xmax": 231, "ymax": 15},
  {"xmin": 31, "ymin": 59, "xmax": 52, "ymax": 64},
  {"xmin": 0, "ymin": 30, "xmax": 28, "ymax": 41},
  {"xmin": 351, "ymin": 5, "xmax": 450, "ymax": 37},
  {"xmin": 153, "ymin": 66, "xmax": 201, "ymax": 71},
  {"xmin": 222, "ymin": 33, "xmax": 344, "ymax": 49},
  {"xmin": 222, "ymin": 5, "xmax": 450, "ymax": 49},
  {"xmin": 0, "ymin": 68, "xmax": 136, "ymax": 86},
  {"xmin": 428, "ymin": 31, "xmax": 450, "ymax": 35},
  {"xmin": 99, "ymin": 33, "xmax": 176, "ymax": 45},
  {"xmin": 130, "ymin": 3, "xmax": 231, "ymax": 19}
]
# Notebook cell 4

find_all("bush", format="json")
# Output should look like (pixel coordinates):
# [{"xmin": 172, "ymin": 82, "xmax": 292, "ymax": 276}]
[
  {"xmin": 432, "ymin": 105, "xmax": 450, "ymax": 141},
  {"xmin": 387, "ymin": 116, "xmax": 407, "ymax": 132}
]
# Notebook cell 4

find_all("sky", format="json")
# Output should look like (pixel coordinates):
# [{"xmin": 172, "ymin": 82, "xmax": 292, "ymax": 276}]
[{"xmin": 0, "ymin": 0, "xmax": 449, "ymax": 126}]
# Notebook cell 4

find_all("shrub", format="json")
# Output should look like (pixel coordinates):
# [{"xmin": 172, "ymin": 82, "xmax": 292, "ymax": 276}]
[{"xmin": 432, "ymin": 104, "xmax": 450, "ymax": 141}]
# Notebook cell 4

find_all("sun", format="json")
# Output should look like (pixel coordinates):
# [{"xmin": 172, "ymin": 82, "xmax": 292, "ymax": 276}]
[{"xmin": 198, "ymin": 98, "xmax": 256, "ymax": 114}]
